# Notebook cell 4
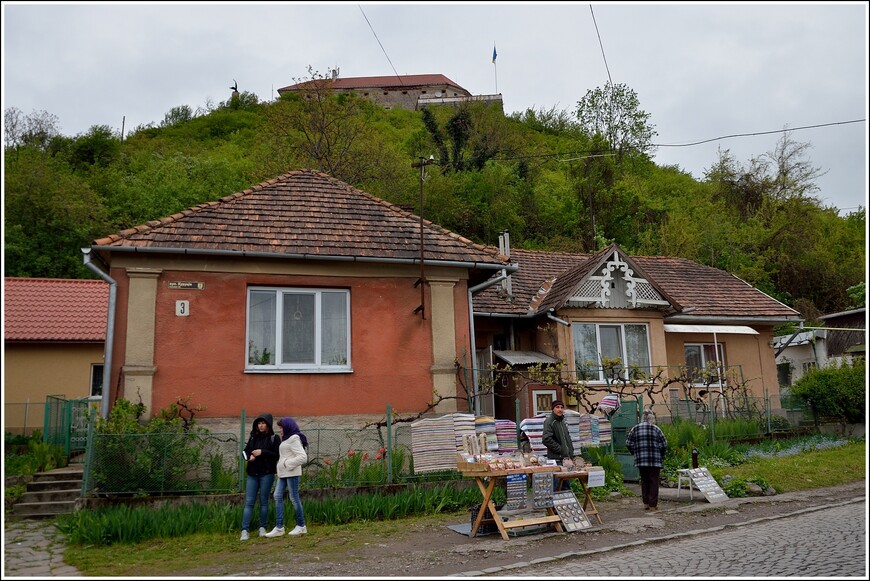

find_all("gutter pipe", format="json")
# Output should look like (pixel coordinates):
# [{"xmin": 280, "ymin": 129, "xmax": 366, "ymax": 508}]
[
  {"xmin": 82, "ymin": 248, "xmax": 117, "ymax": 419},
  {"xmin": 88, "ymin": 245, "xmax": 514, "ymax": 273}
]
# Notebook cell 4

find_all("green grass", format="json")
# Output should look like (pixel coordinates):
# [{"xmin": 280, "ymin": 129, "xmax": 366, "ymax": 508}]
[{"xmin": 708, "ymin": 440, "xmax": 865, "ymax": 493}]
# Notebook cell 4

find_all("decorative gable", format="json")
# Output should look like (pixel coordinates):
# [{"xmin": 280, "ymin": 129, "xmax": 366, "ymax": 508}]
[{"xmin": 564, "ymin": 249, "xmax": 670, "ymax": 309}]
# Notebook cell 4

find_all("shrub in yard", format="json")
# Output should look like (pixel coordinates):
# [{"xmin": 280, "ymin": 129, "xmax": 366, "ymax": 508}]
[{"xmin": 790, "ymin": 359, "xmax": 865, "ymax": 433}]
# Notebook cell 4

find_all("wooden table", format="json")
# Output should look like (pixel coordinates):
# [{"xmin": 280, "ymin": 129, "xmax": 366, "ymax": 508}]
[
  {"xmin": 553, "ymin": 470, "xmax": 603, "ymax": 524},
  {"xmin": 460, "ymin": 465, "xmax": 565, "ymax": 541}
]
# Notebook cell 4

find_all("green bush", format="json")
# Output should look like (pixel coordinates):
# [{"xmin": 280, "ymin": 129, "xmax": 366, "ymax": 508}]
[
  {"xmin": 790, "ymin": 359, "xmax": 865, "ymax": 429},
  {"xmin": 91, "ymin": 398, "xmax": 209, "ymax": 495}
]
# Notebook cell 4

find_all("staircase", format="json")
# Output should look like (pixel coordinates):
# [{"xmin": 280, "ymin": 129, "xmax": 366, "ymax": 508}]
[{"xmin": 13, "ymin": 465, "xmax": 84, "ymax": 518}]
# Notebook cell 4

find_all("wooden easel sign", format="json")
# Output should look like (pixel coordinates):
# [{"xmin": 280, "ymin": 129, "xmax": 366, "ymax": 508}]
[{"xmin": 685, "ymin": 467, "xmax": 729, "ymax": 503}]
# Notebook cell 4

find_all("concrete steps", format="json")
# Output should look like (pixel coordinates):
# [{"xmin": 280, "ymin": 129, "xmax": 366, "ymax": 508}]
[{"xmin": 13, "ymin": 465, "xmax": 83, "ymax": 519}]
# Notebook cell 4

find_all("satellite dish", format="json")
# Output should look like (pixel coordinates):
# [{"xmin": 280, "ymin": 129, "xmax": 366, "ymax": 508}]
[{"xmin": 435, "ymin": 90, "xmax": 443, "ymax": 98}]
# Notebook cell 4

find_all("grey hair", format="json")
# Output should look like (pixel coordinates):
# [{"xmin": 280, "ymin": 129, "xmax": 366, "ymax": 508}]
[{"xmin": 642, "ymin": 409, "xmax": 657, "ymax": 423}]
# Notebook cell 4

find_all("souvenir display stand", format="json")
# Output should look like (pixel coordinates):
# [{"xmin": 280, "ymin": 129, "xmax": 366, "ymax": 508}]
[{"xmin": 553, "ymin": 469, "xmax": 603, "ymax": 524}]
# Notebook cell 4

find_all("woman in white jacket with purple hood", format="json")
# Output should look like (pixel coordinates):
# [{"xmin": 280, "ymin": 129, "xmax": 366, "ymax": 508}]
[{"xmin": 265, "ymin": 417, "xmax": 308, "ymax": 537}]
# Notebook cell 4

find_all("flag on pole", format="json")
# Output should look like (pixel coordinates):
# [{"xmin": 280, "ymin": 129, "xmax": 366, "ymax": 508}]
[{"xmin": 492, "ymin": 44, "xmax": 497, "ymax": 64}]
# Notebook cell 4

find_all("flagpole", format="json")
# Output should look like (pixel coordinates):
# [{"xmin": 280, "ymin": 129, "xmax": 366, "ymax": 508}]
[{"xmin": 492, "ymin": 42, "xmax": 498, "ymax": 94}]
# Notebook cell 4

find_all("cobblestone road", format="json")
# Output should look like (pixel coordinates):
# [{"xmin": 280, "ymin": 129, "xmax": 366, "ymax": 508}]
[{"xmin": 467, "ymin": 500, "xmax": 867, "ymax": 577}]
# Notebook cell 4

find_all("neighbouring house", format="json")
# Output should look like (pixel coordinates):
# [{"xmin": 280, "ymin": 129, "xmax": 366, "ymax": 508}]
[
  {"xmin": 85, "ymin": 169, "xmax": 511, "ymax": 429},
  {"xmin": 818, "ymin": 307, "xmax": 866, "ymax": 360},
  {"xmin": 4, "ymin": 278, "xmax": 108, "ymax": 434},
  {"xmin": 773, "ymin": 330, "xmax": 828, "ymax": 389},
  {"xmin": 83, "ymin": 170, "xmax": 803, "ymax": 430},
  {"xmin": 470, "ymin": 242, "xmax": 803, "ymax": 421},
  {"xmin": 277, "ymin": 72, "xmax": 502, "ymax": 111},
  {"xmin": 772, "ymin": 307, "xmax": 865, "ymax": 392}
]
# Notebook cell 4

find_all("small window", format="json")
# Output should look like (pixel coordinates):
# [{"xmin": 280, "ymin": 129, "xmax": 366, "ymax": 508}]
[
  {"xmin": 246, "ymin": 287, "xmax": 351, "ymax": 372},
  {"xmin": 90, "ymin": 364, "xmax": 104, "ymax": 397}
]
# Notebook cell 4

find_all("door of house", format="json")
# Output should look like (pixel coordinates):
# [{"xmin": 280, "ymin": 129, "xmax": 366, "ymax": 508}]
[{"xmin": 475, "ymin": 347, "xmax": 495, "ymax": 417}]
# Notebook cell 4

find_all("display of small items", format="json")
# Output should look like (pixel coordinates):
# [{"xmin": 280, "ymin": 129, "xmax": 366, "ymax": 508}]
[
  {"xmin": 505, "ymin": 473, "xmax": 528, "ymax": 511},
  {"xmin": 532, "ymin": 472, "xmax": 554, "ymax": 508},
  {"xmin": 551, "ymin": 490, "xmax": 593, "ymax": 532}
]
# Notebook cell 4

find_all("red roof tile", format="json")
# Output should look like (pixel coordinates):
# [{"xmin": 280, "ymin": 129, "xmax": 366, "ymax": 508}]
[
  {"xmin": 278, "ymin": 74, "xmax": 468, "ymax": 94},
  {"xmin": 473, "ymin": 247, "xmax": 800, "ymax": 322},
  {"xmin": 93, "ymin": 170, "xmax": 507, "ymax": 269},
  {"xmin": 4, "ymin": 278, "xmax": 108, "ymax": 342}
]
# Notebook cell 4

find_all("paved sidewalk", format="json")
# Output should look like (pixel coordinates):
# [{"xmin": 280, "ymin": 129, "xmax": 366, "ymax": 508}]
[{"xmin": 3, "ymin": 518, "xmax": 82, "ymax": 577}]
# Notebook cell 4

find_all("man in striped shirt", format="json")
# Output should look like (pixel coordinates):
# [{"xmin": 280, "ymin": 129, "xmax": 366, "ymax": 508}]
[{"xmin": 626, "ymin": 408, "xmax": 668, "ymax": 511}]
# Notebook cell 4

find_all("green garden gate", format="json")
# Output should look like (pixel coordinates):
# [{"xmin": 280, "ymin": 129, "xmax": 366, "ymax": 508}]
[{"xmin": 608, "ymin": 397, "xmax": 642, "ymax": 482}]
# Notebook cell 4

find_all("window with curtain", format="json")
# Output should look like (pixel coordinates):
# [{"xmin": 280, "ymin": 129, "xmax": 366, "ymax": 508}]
[
  {"xmin": 572, "ymin": 323, "xmax": 651, "ymax": 382},
  {"xmin": 247, "ymin": 287, "xmax": 350, "ymax": 371}
]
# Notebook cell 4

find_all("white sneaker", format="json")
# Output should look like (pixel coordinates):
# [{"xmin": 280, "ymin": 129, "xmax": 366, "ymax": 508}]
[
  {"xmin": 239, "ymin": 530, "xmax": 250, "ymax": 541},
  {"xmin": 264, "ymin": 526, "xmax": 285, "ymax": 538},
  {"xmin": 258, "ymin": 527, "xmax": 267, "ymax": 537},
  {"xmin": 288, "ymin": 525, "xmax": 307, "ymax": 536}
]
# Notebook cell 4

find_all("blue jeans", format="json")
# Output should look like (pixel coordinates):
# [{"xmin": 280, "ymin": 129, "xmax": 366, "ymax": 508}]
[
  {"xmin": 241, "ymin": 473, "xmax": 274, "ymax": 532},
  {"xmin": 274, "ymin": 475, "xmax": 305, "ymax": 528}
]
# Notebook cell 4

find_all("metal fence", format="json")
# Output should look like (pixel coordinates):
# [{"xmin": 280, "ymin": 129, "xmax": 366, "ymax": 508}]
[
  {"xmin": 82, "ymin": 430, "xmax": 242, "ymax": 496},
  {"xmin": 76, "ymin": 393, "xmax": 817, "ymax": 497},
  {"xmin": 80, "ymin": 410, "xmax": 427, "ymax": 496}
]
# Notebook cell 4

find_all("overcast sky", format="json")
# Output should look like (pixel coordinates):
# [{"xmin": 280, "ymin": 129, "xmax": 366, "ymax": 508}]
[{"xmin": 3, "ymin": 2, "xmax": 867, "ymax": 213}]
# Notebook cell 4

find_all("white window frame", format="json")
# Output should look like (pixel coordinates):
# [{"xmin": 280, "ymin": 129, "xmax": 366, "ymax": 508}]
[
  {"xmin": 532, "ymin": 388, "xmax": 558, "ymax": 416},
  {"xmin": 572, "ymin": 322, "xmax": 652, "ymax": 383},
  {"xmin": 684, "ymin": 343, "xmax": 726, "ymax": 386},
  {"xmin": 246, "ymin": 286, "xmax": 351, "ymax": 373}
]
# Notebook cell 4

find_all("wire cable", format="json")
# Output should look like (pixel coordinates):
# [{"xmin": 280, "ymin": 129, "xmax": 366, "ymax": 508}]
[
  {"xmin": 358, "ymin": 4, "xmax": 404, "ymax": 85},
  {"xmin": 589, "ymin": 5, "xmax": 613, "ymax": 87},
  {"xmin": 656, "ymin": 119, "xmax": 865, "ymax": 147}
]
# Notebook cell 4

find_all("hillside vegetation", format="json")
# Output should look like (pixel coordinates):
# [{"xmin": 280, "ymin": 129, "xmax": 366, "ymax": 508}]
[{"xmin": 4, "ymin": 78, "xmax": 865, "ymax": 319}]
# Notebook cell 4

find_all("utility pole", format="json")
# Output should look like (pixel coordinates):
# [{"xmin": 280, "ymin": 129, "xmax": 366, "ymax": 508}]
[{"xmin": 411, "ymin": 155, "xmax": 436, "ymax": 319}]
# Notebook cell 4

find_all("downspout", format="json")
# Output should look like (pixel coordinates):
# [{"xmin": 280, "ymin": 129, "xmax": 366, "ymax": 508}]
[
  {"xmin": 468, "ymin": 273, "xmax": 510, "ymax": 415},
  {"xmin": 82, "ymin": 248, "xmax": 116, "ymax": 419}
]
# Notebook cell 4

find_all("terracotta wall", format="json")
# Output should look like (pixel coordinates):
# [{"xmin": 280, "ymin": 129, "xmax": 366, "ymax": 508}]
[{"xmin": 107, "ymin": 258, "xmax": 472, "ymax": 420}]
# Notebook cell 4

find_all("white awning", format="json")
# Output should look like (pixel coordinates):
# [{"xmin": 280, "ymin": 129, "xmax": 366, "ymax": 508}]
[{"xmin": 663, "ymin": 324, "xmax": 758, "ymax": 335}]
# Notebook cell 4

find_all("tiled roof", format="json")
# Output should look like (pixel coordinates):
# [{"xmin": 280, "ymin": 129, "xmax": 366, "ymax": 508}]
[
  {"xmin": 4, "ymin": 278, "xmax": 108, "ymax": 342},
  {"xmin": 92, "ymin": 170, "xmax": 507, "ymax": 269},
  {"xmin": 278, "ymin": 74, "xmax": 468, "ymax": 94},
  {"xmin": 473, "ymin": 247, "xmax": 800, "ymax": 321}
]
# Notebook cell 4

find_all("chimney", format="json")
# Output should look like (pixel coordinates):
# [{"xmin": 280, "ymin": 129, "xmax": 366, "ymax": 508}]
[
  {"xmin": 331, "ymin": 67, "xmax": 340, "ymax": 80},
  {"xmin": 498, "ymin": 231, "xmax": 513, "ymax": 299}
]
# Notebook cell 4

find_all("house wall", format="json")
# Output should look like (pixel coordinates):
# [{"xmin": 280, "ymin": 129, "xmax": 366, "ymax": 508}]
[
  {"xmin": 4, "ymin": 343, "xmax": 103, "ymax": 434},
  {"xmin": 105, "ymin": 254, "xmax": 472, "ymax": 421},
  {"xmin": 775, "ymin": 341, "xmax": 827, "ymax": 386},
  {"xmin": 663, "ymin": 328, "xmax": 781, "ymax": 405},
  {"xmin": 473, "ymin": 307, "xmax": 782, "ymax": 420}
]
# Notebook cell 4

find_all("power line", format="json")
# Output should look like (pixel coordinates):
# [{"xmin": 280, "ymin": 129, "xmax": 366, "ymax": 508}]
[
  {"xmin": 589, "ymin": 5, "xmax": 612, "ymax": 87},
  {"xmin": 358, "ymin": 5, "xmax": 404, "ymax": 85},
  {"xmin": 492, "ymin": 118, "xmax": 865, "ymax": 162},
  {"xmin": 656, "ymin": 119, "xmax": 866, "ymax": 148}
]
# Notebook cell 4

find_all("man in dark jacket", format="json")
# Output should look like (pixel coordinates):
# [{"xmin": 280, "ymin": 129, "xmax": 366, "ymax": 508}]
[
  {"xmin": 240, "ymin": 412, "xmax": 280, "ymax": 540},
  {"xmin": 626, "ymin": 408, "xmax": 668, "ymax": 511},
  {"xmin": 542, "ymin": 400, "xmax": 574, "ymax": 490}
]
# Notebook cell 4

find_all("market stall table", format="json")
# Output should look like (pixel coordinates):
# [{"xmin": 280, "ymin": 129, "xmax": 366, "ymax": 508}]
[{"xmin": 459, "ymin": 465, "xmax": 566, "ymax": 541}]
